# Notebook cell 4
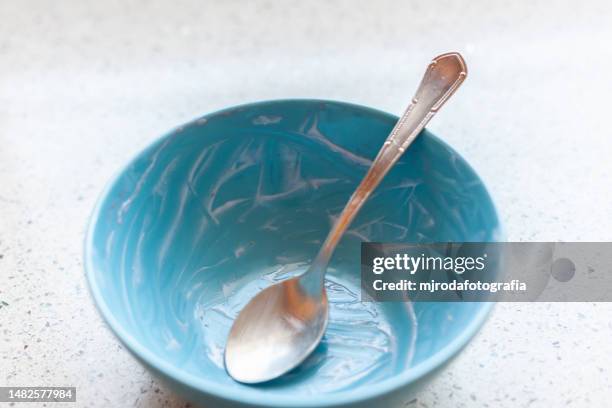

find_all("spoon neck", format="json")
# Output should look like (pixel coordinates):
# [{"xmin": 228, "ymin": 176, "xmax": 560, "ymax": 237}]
[{"xmin": 298, "ymin": 190, "xmax": 370, "ymax": 296}]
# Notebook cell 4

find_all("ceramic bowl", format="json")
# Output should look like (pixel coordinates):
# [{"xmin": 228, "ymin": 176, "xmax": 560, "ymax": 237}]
[{"xmin": 85, "ymin": 100, "xmax": 501, "ymax": 408}]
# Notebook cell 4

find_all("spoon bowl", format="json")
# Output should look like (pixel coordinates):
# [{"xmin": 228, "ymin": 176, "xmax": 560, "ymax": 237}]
[{"xmin": 225, "ymin": 278, "xmax": 328, "ymax": 383}]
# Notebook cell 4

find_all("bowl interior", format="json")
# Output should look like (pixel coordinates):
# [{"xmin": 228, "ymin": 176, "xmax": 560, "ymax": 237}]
[{"xmin": 86, "ymin": 100, "xmax": 500, "ymax": 401}]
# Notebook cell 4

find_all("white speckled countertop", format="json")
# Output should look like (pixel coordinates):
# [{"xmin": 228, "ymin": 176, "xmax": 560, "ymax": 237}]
[{"xmin": 1, "ymin": 1, "xmax": 611, "ymax": 407}]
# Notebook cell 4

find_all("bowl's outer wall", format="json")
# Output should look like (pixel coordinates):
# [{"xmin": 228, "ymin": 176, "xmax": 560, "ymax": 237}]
[
  {"xmin": 85, "ymin": 100, "xmax": 501, "ymax": 408},
  {"xmin": 139, "ymin": 351, "xmax": 463, "ymax": 408}
]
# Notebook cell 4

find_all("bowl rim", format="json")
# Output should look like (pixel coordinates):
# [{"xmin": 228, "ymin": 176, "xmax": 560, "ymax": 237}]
[{"xmin": 84, "ymin": 98, "xmax": 500, "ymax": 407}]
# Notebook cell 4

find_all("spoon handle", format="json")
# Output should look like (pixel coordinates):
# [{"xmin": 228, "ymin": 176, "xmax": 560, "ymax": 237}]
[{"xmin": 302, "ymin": 52, "xmax": 468, "ymax": 290}]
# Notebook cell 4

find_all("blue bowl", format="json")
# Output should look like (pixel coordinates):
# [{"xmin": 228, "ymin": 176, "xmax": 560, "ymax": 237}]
[{"xmin": 85, "ymin": 100, "xmax": 501, "ymax": 408}]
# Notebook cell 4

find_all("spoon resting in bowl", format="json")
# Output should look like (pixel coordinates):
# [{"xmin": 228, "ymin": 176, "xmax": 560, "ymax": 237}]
[{"xmin": 224, "ymin": 52, "xmax": 468, "ymax": 384}]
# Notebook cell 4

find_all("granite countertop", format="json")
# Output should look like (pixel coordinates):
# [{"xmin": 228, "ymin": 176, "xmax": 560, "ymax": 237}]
[{"xmin": 1, "ymin": 1, "xmax": 611, "ymax": 407}]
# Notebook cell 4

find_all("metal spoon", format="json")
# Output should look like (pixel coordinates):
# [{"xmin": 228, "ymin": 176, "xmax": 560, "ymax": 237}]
[{"xmin": 224, "ymin": 52, "xmax": 468, "ymax": 384}]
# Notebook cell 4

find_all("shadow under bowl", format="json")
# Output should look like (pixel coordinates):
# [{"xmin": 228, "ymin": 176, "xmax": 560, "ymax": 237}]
[{"xmin": 85, "ymin": 99, "xmax": 501, "ymax": 408}]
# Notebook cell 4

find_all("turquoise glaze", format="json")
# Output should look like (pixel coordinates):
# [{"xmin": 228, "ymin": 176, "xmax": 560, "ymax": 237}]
[{"xmin": 85, "ymin": 100, "xmax": 501, "ymax": 408}]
